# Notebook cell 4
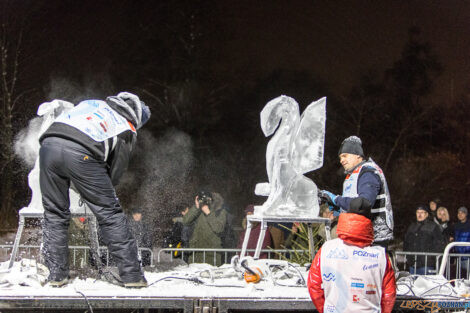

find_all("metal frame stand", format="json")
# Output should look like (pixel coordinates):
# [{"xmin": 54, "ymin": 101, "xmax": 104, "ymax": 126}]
[
  {"xmin": 239, "ymin": 215, "xmax": 332, "ymax": 260},
  {"xmin": 8, "ymin": 206, "xmax": 99, "ymax": 269}
]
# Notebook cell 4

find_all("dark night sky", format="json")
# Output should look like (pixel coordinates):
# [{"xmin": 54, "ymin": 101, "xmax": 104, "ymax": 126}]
[
  {"xmin": 12, "ymin": 0, "xmax": 470, "ymax": 101},
  {"xmin": 214, "ymin": 0, "xmax": 470, "ymax": 100},
  {"xmin": 4, "ymin": 0, "xmax": 470, "ymax": 229},
  {"xmin": 12, "ymin": 0, "xmax": 468, "ymax": 104}
]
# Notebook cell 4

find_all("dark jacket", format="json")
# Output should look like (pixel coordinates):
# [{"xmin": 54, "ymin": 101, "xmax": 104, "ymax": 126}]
[
  {"xmin": 40, "ymin": 98, "xmax": 138, "ymax": 186},
  {"xmin": 404, "ymin": 219, "xmax": 446, "ymax": 268},
  {"xmin": 336, "ymin": 166, "xmax": 381, "ymax": 210},
  {"xmin": 452, "ymin": 220, "xmax": 470, "ymax": 254},
  {"xmin": 237, "ymin": 221, "xmax": 272, "ymax": 259},
  {"xmin": 182, "ymin": 192, "xmax": 227, "ymax": 265},
  {"xmin": 128, "ymin": 217, "xmax": 151, "ymax": 249},
  {"xmin": 335, "ymin": 159, "xmax": 394, "ymax": 243},
  {"xmin": 435, "ymin": 219, "xmax": 453, "ymax": 244}
]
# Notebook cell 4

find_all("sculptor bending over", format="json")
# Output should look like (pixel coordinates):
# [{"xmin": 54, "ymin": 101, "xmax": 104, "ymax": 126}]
[{"xmin": 39, "ymin": 92, "xmax": 150, "ymax": 287}]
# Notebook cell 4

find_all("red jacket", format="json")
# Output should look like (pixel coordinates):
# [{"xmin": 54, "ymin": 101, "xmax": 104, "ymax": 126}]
[
  {"xmin": 307, "ymin": 213, "xmax": 396, "ymax": 313},
  {"xmin": 237, "ymin": 222, "xmax": 272, "ymax": 259}
]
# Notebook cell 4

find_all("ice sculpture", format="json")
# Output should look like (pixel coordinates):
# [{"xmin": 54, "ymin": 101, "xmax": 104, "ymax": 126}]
[
  {"xmin": 254, "ymin": 95, "xmax": 326, "ymax": 218},
  {"xmin": 22, "ymin": 99, "xmax": 85, "ymax": 214}
]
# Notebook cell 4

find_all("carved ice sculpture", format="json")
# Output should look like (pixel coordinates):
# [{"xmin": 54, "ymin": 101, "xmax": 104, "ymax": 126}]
[
  {"xmin": 21, "ymin": 99, "xmax": 85, "ymax": 215},
  {"xmin": 254, "ymin": 95, "xmax": 326, "ymax": 218}
]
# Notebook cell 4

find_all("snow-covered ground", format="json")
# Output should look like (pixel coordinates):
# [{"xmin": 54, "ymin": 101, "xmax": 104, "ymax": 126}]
[{"xmin": 0, "ymin": 258, "xmax": 311, "ymax": 300}]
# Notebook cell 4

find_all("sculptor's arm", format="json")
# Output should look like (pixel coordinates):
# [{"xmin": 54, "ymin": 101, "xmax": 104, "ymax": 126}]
[
  {"xmin": 307, "ymin": 248, "xmax": 324, "ymax": 313},
  {"xmin": 336, "ymin": 170, "xmax": 380, "ymax": 211},
  {"xmin": 381, "ymin": 255, "xmax": 397, "ymax": 313}
]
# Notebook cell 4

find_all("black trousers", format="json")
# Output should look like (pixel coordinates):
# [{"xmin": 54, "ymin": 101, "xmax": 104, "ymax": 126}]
[{"xmin": 39, "ymin": 137, "xmax": 143, "ymax": 283}]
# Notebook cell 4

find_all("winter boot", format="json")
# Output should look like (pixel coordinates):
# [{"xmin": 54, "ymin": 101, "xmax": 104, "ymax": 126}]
[
  {"xmin": 124, "ymin": 278, "xmax": 148, "ymax": 288},
  {"xmin": 48, "ymin": 277, "xmax": 69, "ymax": 287}
]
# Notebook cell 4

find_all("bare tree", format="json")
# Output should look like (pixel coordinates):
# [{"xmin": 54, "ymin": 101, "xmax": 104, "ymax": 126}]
[
  {"xmin": 381, "ymin": 27, "xmax": 442, "ymax": 171},
  {"xmin": 0, "ymin": 21, "xmax": 23, "ymax": 226}
]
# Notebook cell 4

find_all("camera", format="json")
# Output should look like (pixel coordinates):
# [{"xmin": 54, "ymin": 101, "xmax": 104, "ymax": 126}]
[{"xmin": 197, "ymin": 190, "xmax": 213, "ymax": 207}]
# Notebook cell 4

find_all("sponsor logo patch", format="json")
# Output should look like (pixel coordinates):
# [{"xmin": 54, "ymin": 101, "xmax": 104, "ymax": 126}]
[
  {"xmin": 326, "ymin": 248, "xmax": 348, "ymax": 259},
  {"xmin": 363, "ymin": 263, "xmax": 379, "ymax": 270},
  {"xmin": 353, "ymin": 250, "xmax": 379, "ymax": 258},
  {"xmin": 323, "ymin": 273, "xmax": 336, "ymax": 281},
  {"xmin": 351, "ymin": 282, "xmax": 364, "ymax": 288}
]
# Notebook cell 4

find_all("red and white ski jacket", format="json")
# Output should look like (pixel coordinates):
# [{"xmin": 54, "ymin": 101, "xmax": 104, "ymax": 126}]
[{"xmin": 307, "ymin": 213, "xmax": 396, "ymax": 313}]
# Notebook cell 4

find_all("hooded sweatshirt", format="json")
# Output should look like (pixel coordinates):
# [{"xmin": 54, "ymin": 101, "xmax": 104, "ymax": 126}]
[{"xmin": 307, "ymin": 213, "xmax": 396, "ymax": 313}]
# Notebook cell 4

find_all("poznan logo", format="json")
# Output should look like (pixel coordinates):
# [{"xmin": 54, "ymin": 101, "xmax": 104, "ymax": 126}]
[{"xmin": 353, "ymin": 250, "xmax": 379, "ymax": 258}]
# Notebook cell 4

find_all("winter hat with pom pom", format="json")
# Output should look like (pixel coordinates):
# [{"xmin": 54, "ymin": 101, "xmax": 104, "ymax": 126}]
[{"xmin": 338, "ymin": 136, "xmax": 364, "ymax": 157}]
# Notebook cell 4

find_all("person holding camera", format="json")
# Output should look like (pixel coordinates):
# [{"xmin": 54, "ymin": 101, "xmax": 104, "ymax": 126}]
[{"xmin": 182, "ymin": 190, "xmax": 227, "ymax": 266}]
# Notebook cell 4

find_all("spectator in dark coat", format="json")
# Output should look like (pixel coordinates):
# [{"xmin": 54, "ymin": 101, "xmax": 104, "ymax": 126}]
[
  {"xmin": 428, "ymin": 198, "xmax": 441, "ymax": 222},
  {"xmin": 182, "ymin": 191, "xmax": 227, "ymax": 265},
  {"xmin": 128, "ymin": 208, "xmax": 152, "ymax": 266},
  {"xmin": 452, "ymin": 206, "xmax": 470, "ymax": 273},
  {"xmin": 237, "ymin": 205, "xmax": 272, "ymax": 259},
  {"xmin": 404, "ymin": 205, "xmax": 446, "ymax": 275}
]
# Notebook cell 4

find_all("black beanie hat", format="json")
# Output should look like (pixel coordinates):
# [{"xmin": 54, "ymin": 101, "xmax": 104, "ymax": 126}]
[
  {"xmin": 338, "ymin": 136, "xmax": 364, "ymax": 157},
  {"xmin": 416, "ymin": 204, "xmax": 430, "ymax": 213}
]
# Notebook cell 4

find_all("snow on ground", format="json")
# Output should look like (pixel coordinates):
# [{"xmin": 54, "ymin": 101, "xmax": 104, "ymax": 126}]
[{"xmin": 0, "ymin": 259, "xmax": 311, "ymax": 299}]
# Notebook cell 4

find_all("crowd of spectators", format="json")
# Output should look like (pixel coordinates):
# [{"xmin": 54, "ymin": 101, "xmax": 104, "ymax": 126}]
[
  {"xmin": 67, "ymin": 189, "xmax": 467, "ymax": 274},
  {"xmin": 63, "ymin": 192, "xmax": 470, "ymax": 282},
  {"xmin": 157, "ymin": 195, "xmax": 469, "ymax": 275},
  {"xmin": 402, "ymin": 199, "xmax": 470, "ymax": 275}
]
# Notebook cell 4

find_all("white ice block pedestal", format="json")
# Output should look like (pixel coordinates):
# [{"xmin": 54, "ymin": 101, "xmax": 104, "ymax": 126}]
[{"xmin": 8, "ymin": 202, "xmax": 99, "ymax": 269}]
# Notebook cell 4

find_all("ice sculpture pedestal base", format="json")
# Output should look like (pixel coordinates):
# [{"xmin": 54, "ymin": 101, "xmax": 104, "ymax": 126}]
[
  {"xmin": 240, "ymin": 215, "xmax": 332, "ymax": 260},
  {"xmin": 8, "ymin": 207, "xmax": 99, "ymax": 269}
]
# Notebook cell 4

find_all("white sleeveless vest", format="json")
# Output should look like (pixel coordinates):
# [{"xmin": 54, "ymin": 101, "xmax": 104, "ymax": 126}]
[
  {"xmin": 55, "ymin": 99, "xmax": 135, "ymax": 142},
  {"xmin": 320, "ymin": 238, "xmax": 387, "ymax": 313},
  {"xmin": 342, "ymin": 158, "xmax": 394, "ymax": 242}
]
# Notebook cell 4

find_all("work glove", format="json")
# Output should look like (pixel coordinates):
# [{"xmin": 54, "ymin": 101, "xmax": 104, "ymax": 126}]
[
  {"xmin": 319, "ymin": 190, "xmax": 338, "ymax": 206},
  {"xmin": 331, "ymin": 206, "xmax": 342, "ymax": 217}
]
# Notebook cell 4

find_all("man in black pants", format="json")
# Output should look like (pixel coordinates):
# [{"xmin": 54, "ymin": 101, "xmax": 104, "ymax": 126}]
[{"xmin": 39, "ymin": 92, "xmax": 150, "ymax": 287}]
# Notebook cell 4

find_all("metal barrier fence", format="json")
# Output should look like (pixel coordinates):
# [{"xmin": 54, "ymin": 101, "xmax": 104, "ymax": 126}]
[
  {"xmin": 4, "ymin": 243, "xmax": 470, "ymax": 280},
  {"xmin": 0, "ymin": 244, "xmax": 154, "ymax": 267},
  {"xmin": 394, "ymin": 250, "xmax": 470, "ymax": 279},
  {"xmin": 158, "ymin": 248, "xmax": 470, "ymax": 279},
  {"xmin": 157, "ymin": 247, "xmax": 309, "ymax": 265}
]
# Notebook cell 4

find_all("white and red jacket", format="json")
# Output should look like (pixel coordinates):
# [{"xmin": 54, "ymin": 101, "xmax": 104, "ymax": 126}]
[{"xmin": 307, "ymin": 213, "xmax": 396, "ymax": 313}]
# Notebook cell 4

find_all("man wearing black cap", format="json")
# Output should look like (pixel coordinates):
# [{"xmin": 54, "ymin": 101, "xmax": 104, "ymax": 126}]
[
  {"xmin": 319, "ymin": 136, "xmax": 394, "ymax": 249},
  {"xmin": 403, "ymin": 205, "xmax": 446, "ymax": 274}
]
